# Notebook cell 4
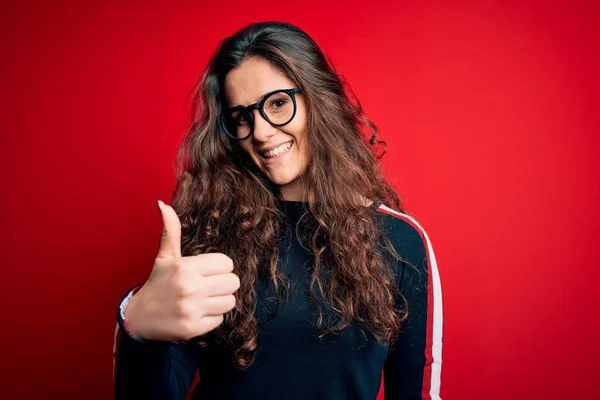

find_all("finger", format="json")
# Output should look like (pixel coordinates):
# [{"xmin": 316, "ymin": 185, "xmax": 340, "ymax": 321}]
[
  {"xmin": 156, "ymin": 200, "xmax": 182, "ymax": 259},
  {"xmin": 203, "ymin": 294, "xmax": 237, "ymax": 316},
  {"xmin": 184, "ymin": 253, "xmax": 234, "ymax": 276},
  {"xmin": 186, "ymin": 315, "xmax": 224, "ymax": 339},
  {"xmin": 201, "ymin": 273, "xmax": 241, "ymax": 297}
]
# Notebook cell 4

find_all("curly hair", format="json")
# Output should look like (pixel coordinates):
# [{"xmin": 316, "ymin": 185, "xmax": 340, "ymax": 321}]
[{"xmin": 170, "ymin": 21, "xmax": 410, "ymax": 368}]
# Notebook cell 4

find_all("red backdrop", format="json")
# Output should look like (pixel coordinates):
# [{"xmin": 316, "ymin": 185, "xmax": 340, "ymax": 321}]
[{"xmin": 1, "ymin": 1, "xmax": 598, "ymax": 399}]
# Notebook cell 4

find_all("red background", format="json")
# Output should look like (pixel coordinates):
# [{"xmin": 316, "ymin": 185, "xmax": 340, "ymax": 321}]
[{"xmin": 1, "ymin": 1, "xmax": 598, "ymax": 399}]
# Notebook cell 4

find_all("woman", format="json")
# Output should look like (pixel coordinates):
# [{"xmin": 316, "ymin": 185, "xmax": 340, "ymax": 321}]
[{"xmin": 113, "ymin": 21, "xmax": 443, "ymax": 400}]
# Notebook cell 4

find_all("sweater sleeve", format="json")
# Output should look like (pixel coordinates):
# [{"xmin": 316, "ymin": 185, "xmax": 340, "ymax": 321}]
[
  {"xmin": 381, "ymin": 212, "xmax": 443, "ymax": 400},
  {"xmin": 112, "ymin": 286, "xmax": 199, "ymax": 400}
]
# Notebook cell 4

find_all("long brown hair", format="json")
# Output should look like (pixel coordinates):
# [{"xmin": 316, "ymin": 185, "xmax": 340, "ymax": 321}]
[{"xmin": 171, "ymin": 21, "xmax": 409, "ymax": 368}]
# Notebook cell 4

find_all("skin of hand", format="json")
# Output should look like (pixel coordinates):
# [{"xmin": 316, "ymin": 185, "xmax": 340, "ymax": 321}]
[{"xmin": 124, "ymin": 200, "xmax": 241, "ymax": 341}]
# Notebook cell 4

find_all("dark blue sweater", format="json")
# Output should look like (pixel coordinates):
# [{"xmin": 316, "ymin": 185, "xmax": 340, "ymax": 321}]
[{"xmin": 113, "ymin": 200, "xmax": 443, "ymax": 399}]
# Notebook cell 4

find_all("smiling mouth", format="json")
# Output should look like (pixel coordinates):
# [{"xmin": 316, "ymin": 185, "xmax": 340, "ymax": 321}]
[{"xmin": 259, "ymin": 141, "xmax": 294, "ymax": 160}]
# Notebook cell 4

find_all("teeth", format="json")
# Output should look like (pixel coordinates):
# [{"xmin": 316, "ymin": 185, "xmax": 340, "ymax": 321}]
[{"xmin": 262, "ymin": 141, "xmax": 292, "ymax": 159}]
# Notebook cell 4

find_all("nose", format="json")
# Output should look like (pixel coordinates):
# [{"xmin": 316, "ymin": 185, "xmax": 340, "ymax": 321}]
[{"xmin": 251, "ymin": 109, "xmax": 276, "ymax": 142}]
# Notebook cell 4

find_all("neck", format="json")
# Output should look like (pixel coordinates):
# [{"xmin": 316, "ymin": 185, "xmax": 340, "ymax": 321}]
[
  {"xmin": 278, "ymin": 182, "xmax": 374, "ymax": 207},
  {"xmin": 278, "ymin": 181, "xmax": 307, "ymax": 201}
]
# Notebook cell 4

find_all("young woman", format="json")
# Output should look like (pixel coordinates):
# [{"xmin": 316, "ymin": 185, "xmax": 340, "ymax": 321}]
[{"xmin": 113, "ymin": 21, "xmax": 443, "ymax": 400}]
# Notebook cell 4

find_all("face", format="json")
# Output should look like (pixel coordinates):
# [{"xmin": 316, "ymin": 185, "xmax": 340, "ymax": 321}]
[{"xmin": 224, "ymin": 56, "xmax": 309, "ymax": 201}]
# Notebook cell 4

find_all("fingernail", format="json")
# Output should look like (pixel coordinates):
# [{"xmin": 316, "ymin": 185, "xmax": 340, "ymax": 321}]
[{"xmin": 157, "ymin": 200, "xmax": 163, "ymax": 213}]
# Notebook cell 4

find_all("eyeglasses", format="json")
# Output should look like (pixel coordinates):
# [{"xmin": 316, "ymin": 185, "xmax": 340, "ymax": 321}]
[{"xmin": 221, "ymin": 87, "xmax": 303, "ymax": 140}]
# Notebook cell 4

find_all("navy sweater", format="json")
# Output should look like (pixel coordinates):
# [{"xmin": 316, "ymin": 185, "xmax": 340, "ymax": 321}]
[{"xmin": 113, "ymin": 200, "xmax": 443, "ymax": 399}]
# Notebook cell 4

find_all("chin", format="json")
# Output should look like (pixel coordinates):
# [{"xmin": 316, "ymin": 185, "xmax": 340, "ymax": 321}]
[
  {"xmin": 270, "ymin": 175, "xmax": 298, "ymax": 186},
  {"xmin": 264, "ymin": 167, "xmax": 299, "ymax": 183}
]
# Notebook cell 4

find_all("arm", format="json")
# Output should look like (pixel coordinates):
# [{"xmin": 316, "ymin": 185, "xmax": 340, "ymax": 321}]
[
  {"xmin": 113, "ymin": 285, "xmax": 199, "ymax": 400},
  {"xmin": 383, "ymin": 216, "xmax": 443, "ymax": 400}
]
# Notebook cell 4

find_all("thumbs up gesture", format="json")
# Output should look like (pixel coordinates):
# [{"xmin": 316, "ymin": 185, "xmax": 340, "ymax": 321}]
[{"xmin": 124, "ymin": 200, "xmax": 241, "ymax": 341}]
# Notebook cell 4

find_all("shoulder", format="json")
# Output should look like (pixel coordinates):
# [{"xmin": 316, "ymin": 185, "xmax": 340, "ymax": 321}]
[{"xmin": 372, "ymin": 204, "xmax": 434, "ymax": 267}]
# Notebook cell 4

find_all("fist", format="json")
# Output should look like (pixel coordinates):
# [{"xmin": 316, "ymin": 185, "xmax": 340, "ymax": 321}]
[{"xmin": 124, "ymin": 200, "xmax": 241, "ymax": 341}]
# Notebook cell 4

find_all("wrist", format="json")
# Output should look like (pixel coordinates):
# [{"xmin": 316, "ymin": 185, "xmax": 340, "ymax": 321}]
[{"xmin": 117, "ymin": 284, "xmax": 147, "ymax": 343}]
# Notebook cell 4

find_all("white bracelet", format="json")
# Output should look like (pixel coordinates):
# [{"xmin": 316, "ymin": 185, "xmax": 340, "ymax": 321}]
[{"xmin": 119, "ymin": 289, "xmax": 135, "ymax": 321}]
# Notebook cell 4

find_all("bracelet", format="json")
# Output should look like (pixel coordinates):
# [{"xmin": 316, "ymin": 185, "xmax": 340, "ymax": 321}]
[{"xmin": 117, "ymin": 284, "xmax": 147, "ymax": 343}]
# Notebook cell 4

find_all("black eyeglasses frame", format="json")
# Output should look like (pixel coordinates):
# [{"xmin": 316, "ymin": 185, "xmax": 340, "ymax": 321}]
[{"xmin": 221, "ymin": 87, "xmax": 303, "ymax": 141}]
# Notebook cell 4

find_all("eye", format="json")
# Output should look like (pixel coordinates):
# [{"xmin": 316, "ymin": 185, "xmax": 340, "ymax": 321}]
[
  {"xmin": 231, "ymin": 111, "xmax": 249, "ymax": 126},
  {"xmin": 270, "ymin": 99, "xmax": 288, "ymax": 109}
]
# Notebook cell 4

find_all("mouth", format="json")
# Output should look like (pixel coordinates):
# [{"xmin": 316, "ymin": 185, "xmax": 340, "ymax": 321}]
[{"xmin": 258, "ymin": 140, "xmax": 294, "ymax": 163}]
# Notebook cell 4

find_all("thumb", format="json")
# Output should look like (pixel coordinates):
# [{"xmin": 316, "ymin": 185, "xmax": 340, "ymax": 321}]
[{"xmin": 156, "ymin": 200, "xmax": 182, "ymax": 259}]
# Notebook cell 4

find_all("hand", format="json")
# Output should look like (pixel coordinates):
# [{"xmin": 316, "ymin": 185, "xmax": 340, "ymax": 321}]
[{"xmin": 124, "ymin": 200, "xmax": 240, "ymax": 341}]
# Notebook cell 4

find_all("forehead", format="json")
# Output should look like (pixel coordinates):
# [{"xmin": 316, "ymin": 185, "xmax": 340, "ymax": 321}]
[{"xmin": 224, "ymin": 56, "xmax": 295, "ymax": 107}]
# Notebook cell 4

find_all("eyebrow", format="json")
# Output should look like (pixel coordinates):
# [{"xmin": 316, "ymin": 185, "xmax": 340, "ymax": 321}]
[
  {"xmin": 226, "ymin": 87, "xmax": 297, "ymax": 111},
  {"xmin": 226, "ymin": 91, "xmax": 269, "ymax": 110}
]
